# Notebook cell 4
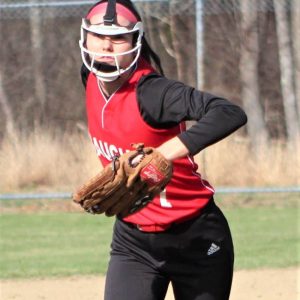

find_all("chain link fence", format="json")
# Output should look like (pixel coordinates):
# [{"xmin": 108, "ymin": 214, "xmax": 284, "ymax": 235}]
[
  {"xmin": 1, "ymin": 0, "xmax": 299, "ymax": 139},
  {"xmin": 1, "ymin": 0, "xmax": 294, "ymax": 18},
  {"xmin": 0, "ymin": 0, "xmax": 299, "ymax": 192}
]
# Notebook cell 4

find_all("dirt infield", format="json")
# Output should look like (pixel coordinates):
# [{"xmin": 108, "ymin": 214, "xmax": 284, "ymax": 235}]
[{"xmin": 1, "ymin": 267, "xmax": 299, "ymax": 300}]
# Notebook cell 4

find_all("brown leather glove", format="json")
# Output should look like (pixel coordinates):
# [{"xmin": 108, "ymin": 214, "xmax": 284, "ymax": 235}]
[{"xmin": 72, "ymin": 143, "xmax": 173, "ymax": 218}]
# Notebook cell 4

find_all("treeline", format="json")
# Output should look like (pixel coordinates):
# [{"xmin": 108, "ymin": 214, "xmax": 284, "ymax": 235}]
[{"xmin": 0, "ymin": 0, "xmax": 299, "ymax": 152}]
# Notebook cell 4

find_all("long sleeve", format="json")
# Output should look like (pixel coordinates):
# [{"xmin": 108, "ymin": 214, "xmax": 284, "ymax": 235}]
[{"xmin": 137, "ymin": 73, "xmax": 247, "ymax": 155}]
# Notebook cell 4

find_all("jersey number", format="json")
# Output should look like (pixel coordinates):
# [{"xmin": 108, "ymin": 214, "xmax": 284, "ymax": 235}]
[{"xmin": 159, "ymin": 189, "xmax": 172, "ymax": 208}]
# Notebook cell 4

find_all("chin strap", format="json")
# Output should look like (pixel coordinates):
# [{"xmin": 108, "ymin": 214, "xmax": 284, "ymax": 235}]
[{"xmin": 103, "ymin": 0, "xmax": 117, "ymax": 25}]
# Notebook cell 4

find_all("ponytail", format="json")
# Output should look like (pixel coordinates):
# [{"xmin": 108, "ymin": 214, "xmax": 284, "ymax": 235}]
[{"xmin": 141, "ymin": 36, "xmax": 164, "ymax": 76}]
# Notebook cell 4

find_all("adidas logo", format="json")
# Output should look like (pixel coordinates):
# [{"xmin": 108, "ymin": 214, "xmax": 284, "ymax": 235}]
[{"xmin": 207, "ymin": 243, "xmax": 220, "ymax": 255}]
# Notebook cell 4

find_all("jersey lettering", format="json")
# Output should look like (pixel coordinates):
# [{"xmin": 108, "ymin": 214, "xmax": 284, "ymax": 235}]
[{"xmin": 92, "ymin": 137, "xmax": 128, "ymax": 161}]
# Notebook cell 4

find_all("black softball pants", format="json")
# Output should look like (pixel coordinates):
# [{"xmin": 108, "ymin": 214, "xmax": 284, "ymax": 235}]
[{"xmin": 104, "ymin": 199, "xmax": 234, "ymax": 300}]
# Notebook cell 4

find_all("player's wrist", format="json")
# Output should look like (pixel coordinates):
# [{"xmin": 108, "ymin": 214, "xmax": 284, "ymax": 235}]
[{"xmin": 156, "ymin": 137, "xmax": 189, "ymax": 161}]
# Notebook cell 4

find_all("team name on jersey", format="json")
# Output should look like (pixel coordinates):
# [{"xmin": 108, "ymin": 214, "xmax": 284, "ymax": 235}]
[{"xmin": 92, "ymin": 137, "xmax": 129, "ymax": 161}]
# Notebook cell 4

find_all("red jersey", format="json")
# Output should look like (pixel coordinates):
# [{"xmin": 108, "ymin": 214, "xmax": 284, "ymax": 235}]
[{"xmin": 86, "ymin": 59, "xmax": 214, "ymax": 232}]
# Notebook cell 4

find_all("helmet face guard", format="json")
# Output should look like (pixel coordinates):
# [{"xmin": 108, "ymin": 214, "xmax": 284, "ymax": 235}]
[{"xmin": 79, "ymin": 1, "xmax": 143, "ymax": 82}]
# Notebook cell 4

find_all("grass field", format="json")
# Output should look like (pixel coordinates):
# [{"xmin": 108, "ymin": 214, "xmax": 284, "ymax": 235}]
[
  {"xmin": 0, "ymin": 212, "xmax": 114, "ymax": 278},
  {"xmin": 0, "ymin": 194, "xmax": 299, "ymax": 279}
]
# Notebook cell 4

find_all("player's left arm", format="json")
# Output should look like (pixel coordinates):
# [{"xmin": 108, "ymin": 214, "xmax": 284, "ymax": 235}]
[{"xmin": 137, "ymin": 74, "xmax": 247, "ymax": 157}]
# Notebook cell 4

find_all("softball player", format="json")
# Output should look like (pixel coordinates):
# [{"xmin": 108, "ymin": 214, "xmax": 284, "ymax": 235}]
[{"xmin": 79, "ymin": 0, "xmax": 247, "ymax": 299}]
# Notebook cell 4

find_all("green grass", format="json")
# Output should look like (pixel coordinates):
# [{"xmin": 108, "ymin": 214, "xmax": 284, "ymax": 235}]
[
  {"xmin": 0, "ymin": 201, "xmax": 299, "ymax": 279},
  {"xmin": 0, "ymin": 212, "xmax": 114, "ymax": 278},
  {"xmin": 223, "ymin": 206, "xmax": 299, "ymax": 269}
]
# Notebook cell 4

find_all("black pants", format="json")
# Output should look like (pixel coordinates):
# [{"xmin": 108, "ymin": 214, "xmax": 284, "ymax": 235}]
[{"xmin": 104, "ymin": 199, "xmax": 234, "ymax": 300}]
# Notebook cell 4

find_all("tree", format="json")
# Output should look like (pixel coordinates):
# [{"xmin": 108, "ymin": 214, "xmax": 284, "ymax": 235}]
[
  {"xmin": 0, "ymin": 71, "xmax": 16, "ymax": 140},
  {"xmin": 291, "ymin": 0, "xmax": 300, "ymax": 119},
  {"xmin": 239, "ymin": 0, "xmax": 269, "ymax": 149},
  {"xmin": 169, "ymin": 0, "xmax": 196, "ymax": 86},
  {"xmin": 274, "ymin": 0, "xmax": 300, "ymax": 143},
  {"xmin": 29, "ymin": 0, "xmax": 47, "ymax": 124}
]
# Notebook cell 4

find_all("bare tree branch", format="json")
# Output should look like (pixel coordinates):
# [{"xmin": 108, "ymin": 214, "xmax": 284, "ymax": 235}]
[{"xmin": 158, "ymin": 25, "xmax": 176, "ymax": 58}]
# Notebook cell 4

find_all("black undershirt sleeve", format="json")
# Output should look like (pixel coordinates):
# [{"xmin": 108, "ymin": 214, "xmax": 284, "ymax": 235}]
[{"xmin": 137, "ymin": 73, "xmax": 247, "ymax": 155}]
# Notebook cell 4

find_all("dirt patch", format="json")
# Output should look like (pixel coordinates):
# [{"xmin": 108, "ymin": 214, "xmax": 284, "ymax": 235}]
[{"xmin": 1, "ymin": 267, "xmax": 298, "ymax": 300}]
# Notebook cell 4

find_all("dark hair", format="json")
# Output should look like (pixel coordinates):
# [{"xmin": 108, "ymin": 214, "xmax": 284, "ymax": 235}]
[{"xmin": 86, "ymin": 0, "xmax": 164, "ymax": 75}]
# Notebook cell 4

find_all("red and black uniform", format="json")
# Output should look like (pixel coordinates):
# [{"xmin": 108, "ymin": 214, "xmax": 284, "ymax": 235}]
[{"xmin": 82, "ymin": 59, "xmax": 247, "ymax": 300}]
